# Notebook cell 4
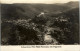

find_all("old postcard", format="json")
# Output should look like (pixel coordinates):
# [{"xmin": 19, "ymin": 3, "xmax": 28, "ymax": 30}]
[{"xmin": 0, "ymin": 0, "xmax": 80, "ymax": 51}]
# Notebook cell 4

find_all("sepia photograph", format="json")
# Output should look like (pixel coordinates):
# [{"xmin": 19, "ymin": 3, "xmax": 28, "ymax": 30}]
[{"xmin": 1, "ymin": 0, "xmax": 79, "ymax": 45}]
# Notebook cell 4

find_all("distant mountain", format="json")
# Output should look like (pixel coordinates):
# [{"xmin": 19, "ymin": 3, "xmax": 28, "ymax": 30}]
[
  {"xmin": 1, "ymin": 1, "xmax": 79, "ymax": 20},
  {"xmin": 56, "ymin": 1, "xmax": 79, "ymax": 8},
  {"xmin": 65, "ymin": 1, "xmax": 79, "ymax": 8}
]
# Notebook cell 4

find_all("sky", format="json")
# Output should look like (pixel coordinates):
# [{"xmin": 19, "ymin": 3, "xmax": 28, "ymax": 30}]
[{"xmin": 1, "ymin": 0, "xmax": 79, "ymax": 4}]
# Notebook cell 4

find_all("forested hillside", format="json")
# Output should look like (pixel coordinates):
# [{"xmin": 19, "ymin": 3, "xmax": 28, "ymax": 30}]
[{"xmin": 1, "ymin": 1, "xmax": 79, "ymax": 45}]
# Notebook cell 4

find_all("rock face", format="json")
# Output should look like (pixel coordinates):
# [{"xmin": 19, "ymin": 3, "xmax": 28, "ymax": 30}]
[
  {"xmin": 44, "ymin": 34, "xmax": 58, "ymax": 45},
  {"xmin": 44, "ymin": 34, "xmax": 53, "ymax": 42},
  {"xmin": 43, "ymin": 26, "xmax": 58, "ymax": 45}
]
